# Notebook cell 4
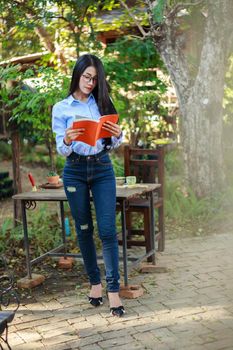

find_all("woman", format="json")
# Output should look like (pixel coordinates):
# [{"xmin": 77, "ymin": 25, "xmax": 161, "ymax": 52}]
[{"xmin": 52, "ymin": 54, "xmax": 124, "ymax": 317}]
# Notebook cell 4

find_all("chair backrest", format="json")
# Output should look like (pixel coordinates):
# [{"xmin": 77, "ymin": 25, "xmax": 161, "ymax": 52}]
[{"xmin": 124, "ymin": 145, "xmax": 165, "ymax": 197}]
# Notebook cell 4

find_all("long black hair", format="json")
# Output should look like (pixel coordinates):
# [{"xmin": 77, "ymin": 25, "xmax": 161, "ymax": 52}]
[{"xmin": 68, "ymin": 54, "xmax": 117, "ymax": 116}]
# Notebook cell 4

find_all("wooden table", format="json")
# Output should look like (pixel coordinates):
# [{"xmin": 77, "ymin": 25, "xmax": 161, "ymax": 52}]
[{"xmin": 13, "ymin": 184, "xmax": 160, "ymax": 286}]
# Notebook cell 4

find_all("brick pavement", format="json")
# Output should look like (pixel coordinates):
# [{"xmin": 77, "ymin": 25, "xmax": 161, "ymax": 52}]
[{"xmin": 4, "ymin": 232, "xmax": 233, "ymax": 350}]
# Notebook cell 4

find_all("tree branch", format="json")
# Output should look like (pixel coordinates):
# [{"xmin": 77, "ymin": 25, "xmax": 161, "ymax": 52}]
[
  {"xmin": 167, "ymin": 0, "xmax": 204, "ymax": 20},
  {"xmin": 145, "ymin": 0, "xmax": 192, "ymax": 102},
  {"xmin": 118, "ymin": 0, "xmax": 149, "ymax": 38},
  {"xmin": 144, "ymin": 0, "xmax": 164, "ymax": 39},
  {"xmin": 10, "ymin": 0, "xmax": 40, "ymax": 16}
]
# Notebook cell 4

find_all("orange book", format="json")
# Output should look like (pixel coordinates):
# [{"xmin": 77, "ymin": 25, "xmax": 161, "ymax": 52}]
[{"xmin": 72, "ymin": 114, "xmax": 119, "ymax": 146}]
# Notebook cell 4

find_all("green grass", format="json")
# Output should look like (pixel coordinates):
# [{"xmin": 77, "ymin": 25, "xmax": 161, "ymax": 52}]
[
  {"xmin": 165, "ymin": 179, "xmax": 213, "ymax": 222},
  {"xmin": 163, "ymin": 146, "xmax": 233, "ymax": 237}
]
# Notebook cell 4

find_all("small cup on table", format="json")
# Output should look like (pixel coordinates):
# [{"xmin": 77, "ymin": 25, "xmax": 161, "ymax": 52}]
[
  {"xmin": 116, "ymin": 177, "xmax": 126, "ymax": 186},
  {"xmin": 126, "ymin": 176, "xmax": 137, "ymax": 186}
]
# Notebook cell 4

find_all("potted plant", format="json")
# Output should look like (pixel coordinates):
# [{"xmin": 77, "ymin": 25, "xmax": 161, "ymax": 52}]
[{"xmin": 47, "ymin": 171, "xmax": 60, "ymax": 184}]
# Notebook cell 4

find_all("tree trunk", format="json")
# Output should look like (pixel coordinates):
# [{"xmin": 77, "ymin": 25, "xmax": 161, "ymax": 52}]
[
  {"xmin": 34, "ymin": 25, "xmax": 56, "ymax": 52},
  {"xmin": 11, "ymin": 128, "xmax": 22, "ymax": 225},
  {"xmin": 180, "ymin": 4, "xmax": 226, "ymax": 196},
  {"xmin": 146, "ymin": 0, "xmax": 233, "ymax": 197},
  {"xmin": 25, "ymin": 12, "xmax": 68, "ymax": 69},
  {"xmin": 47, "ymin": 139, "xmax": 56, "ymax": 172}
]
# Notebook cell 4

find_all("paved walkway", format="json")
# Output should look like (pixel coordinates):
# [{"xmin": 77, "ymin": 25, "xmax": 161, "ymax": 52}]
[{"xmin": 5, "ymin": 232, "xmax": 233, "ymax": 350}]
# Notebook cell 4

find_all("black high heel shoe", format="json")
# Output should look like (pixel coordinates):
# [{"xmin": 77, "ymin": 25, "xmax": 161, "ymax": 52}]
[
  {"xmin": 110, "ymin": 305, "xmax": 125, "ymax": 317},
  {"xmin": 88, "ymin": 283, "xmax": 103, "ymax": 307},
  {"xmin": 88, "ymin": 296, "xmax": 103, "ymax": 307},
  {"xmin": 106, "ymin": 290, "xmax": 125, "ymax": 317}
]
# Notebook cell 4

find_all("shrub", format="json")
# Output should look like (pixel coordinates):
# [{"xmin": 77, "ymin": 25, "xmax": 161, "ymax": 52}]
[{"xmin": 0, "ymin": 141, "xmax": 12, "ymax": 161}]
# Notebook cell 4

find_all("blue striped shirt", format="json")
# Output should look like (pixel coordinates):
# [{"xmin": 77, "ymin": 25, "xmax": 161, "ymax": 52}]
[{"xmin": 52, "ymin": 94, "xmax": 122, "ymax": 157}]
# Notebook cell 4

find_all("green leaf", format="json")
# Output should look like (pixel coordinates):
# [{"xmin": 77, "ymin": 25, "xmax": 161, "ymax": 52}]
[{"xmin": 153, "ymin": 0, "xmax": 166, "ymax": 23}]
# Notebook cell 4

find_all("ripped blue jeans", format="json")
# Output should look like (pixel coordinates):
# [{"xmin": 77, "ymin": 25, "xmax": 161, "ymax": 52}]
[{"xmin": 63, "ymin": 151, "xmax": 120, "ymax": 292}]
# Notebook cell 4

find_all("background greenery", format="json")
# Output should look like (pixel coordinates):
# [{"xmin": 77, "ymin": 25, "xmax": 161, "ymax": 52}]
[{"xmin": 1, "ymin": 0, "xmax": 233, "ymax": 264}]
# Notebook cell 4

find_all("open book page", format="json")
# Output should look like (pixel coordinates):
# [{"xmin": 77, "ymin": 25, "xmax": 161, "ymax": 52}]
[
  {"xmin": 74, "ymin": 115, "xmax": 90, "ymax": 120},
  {"xmin": 98, "ymin": 114, "xmax": 119, "ymax": 139},
  {"xmin": 72, "ymin": 114, "xmax": 119, "ymax": 146}
]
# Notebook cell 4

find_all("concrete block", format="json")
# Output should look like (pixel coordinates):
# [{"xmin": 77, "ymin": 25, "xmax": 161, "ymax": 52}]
[
  {"xmin": 119, "ymin": 284, "xmax": 144, "ymax": 299},
  {"xmin": 17, "ymin": 274, "xmax": 45, "ymax": 289},
  {"xmin": 58, "ymin": 257, "xmax": 74, "ymax": 269},
  {"xmin": 139, "ymin": 263, "xmax": 169, "ymax": 273}
]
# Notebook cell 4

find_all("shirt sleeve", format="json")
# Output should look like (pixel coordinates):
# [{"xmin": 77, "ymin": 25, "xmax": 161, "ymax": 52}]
[
  {"xmin": 52, "ymin": 104, "xmax": 73, "ymax": 157},
  {"xmin": 110, "ymin": 132, "xmax": 123, "ymax": 150}
]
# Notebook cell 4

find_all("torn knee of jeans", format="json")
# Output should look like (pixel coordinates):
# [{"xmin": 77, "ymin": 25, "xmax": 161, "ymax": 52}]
[
  {"xmin": 66, "ymin": 186, "xmax": 76, "ymax": 192},
  {"xmin": 80, "ymin": 224, "xmax": 89, "ymax": 230}
]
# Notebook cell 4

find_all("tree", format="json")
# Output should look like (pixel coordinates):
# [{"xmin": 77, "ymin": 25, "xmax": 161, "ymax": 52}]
[
  {"xmin": 0, "ymin": 1, "xmax": 58, "ymax": 60},
  {"xmin": 121, "ymin": 0, "xmax": 233, "ymax": 197},
  {"xmin": 0, "ymin": 0, "xmax": 119, "ymax": 61},
  {"xmin": 3, "ymin": 0, "xmax": 232, "ymax": 197},
  {"xmin": 103, "ymin": 37, "xmax": 167, "ymax": 146},
  {"xmin": 0, "ymin": 64, "xmax": 69, "ymax": 170}
]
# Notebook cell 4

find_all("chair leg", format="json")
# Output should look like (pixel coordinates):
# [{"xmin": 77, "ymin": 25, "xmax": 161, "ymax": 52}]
[
  {"xmin": 124, "ymin": 205, "xmax": 158, "ymax": 259},
  {"xmin": 0, "ymin": 324, "xmax": 12, "ymax": 350},
  {"xmin": 125, "ymin": 211, "xmax": 132, "ymax": 248},
  {"xmin": 158, "ymin": 205, "xmax": 165, "ymax": 252}
]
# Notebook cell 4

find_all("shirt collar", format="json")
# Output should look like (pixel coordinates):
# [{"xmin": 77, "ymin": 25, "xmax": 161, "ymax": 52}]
[{"xmin": 66, "ymin": 93, "xmax": 95, "ymax": 106}]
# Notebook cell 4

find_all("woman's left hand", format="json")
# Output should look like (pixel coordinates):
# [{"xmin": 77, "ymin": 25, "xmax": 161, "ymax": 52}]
[{"xmin": 102, "ymin": 121, "xmax": 122, "ymax": 138}]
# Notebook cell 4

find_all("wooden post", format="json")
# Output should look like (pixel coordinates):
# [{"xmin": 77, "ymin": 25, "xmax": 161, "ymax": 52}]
[
  {"xmin": 4, "ymin": 79, "xmax": 23, "ymax": 226},
  {"xmin": 11, "ymin": 127, "xmax": 22, "ymax": 226},
  {"xmin": 124, "ymin": 144, "xmax": 130, "ymax": 177}
]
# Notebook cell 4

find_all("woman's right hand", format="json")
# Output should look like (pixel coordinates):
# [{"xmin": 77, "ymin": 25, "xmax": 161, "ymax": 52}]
[{"xmin": 64, "ymin": 126, "xmax": 85, "ymax": 145}]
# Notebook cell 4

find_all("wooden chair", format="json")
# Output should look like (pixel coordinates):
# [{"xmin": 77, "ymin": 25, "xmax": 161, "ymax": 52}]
[{"xmin": 119, "ymin": 145, "xmax": 165, "ymax": 259}]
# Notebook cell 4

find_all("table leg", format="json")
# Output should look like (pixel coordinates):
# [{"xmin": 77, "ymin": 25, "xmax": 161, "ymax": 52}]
[
  {"xmin": 149, "ymin": 191, "xmax": 156, "ymax": 265},
  {"xmin": 59, "ymin": 201, "xmax": 67, "ymax": 256},
  {"xmin": 21, "ymin": 200, "xmax": 32, "ymax": 279},
  {"xmin": 121, "ymin": 199, "xmax": 128, "ymax": 286}
]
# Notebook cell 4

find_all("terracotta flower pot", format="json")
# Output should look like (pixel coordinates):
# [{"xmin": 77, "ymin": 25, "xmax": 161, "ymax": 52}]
[{"xmin": 47, "ymin": 175, "xmax": 60, "ymax": 184}]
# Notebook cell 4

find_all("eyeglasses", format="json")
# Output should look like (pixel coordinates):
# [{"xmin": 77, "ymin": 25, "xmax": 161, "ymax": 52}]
[{"xmin": 82, "ymin": 74, "xmax": 98, "ymax": 84}]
